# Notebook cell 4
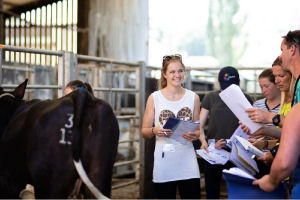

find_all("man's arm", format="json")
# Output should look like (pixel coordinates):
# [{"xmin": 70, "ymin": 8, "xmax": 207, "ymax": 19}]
[{"xmin": 253, "ymin": 103, "xmax": 300, "ymax": 191}]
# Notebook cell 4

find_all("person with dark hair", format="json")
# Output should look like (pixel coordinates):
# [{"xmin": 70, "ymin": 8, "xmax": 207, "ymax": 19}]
[
  {"xmin": 198, "ymin": 66, "xmax": 253, "ymax": 199},
  {"xmin": 253, "ymin": 68, "xmax": 281, "ymax": 113},
  {"xmin": 244, "ymin": 68, "xmax": 281, "ymax": 150},
  {"xmin": 65, "ymin": 80, "xmax": 94, "ymax": 95},
  {"xmin": 141, "ymin": 54, "xmax": 201, "ymax": 199},
  {"xmin": 253, "ymin": 30, "xmax": 300, "ymax": 198}
]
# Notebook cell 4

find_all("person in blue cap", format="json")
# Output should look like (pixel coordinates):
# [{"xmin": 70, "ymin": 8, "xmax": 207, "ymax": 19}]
[{"xmin": 199, "ymin": 66, "xmax": 253, "ymax": 199}]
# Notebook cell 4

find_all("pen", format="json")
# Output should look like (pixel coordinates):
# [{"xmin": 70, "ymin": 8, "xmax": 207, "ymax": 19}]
[{"xmin": 160, "ymin": 125, "xmax": 168, "ymax": 136}]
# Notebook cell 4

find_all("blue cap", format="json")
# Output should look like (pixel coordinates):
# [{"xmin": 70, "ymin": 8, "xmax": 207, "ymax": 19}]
[{"xmin": 218, "ymin": 66, "xmax": 240, "ymax": 90}]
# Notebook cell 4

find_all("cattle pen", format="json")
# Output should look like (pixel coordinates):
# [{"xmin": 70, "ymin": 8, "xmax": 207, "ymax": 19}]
[{"xmin": 0, "ymin": 44, "xmax": 267, "ymax": 198}]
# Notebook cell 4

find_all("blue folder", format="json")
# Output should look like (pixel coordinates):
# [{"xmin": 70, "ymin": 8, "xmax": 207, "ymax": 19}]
[{"xmin": 223, "ymin": 171, "xmax": 286, "ymax": 199}]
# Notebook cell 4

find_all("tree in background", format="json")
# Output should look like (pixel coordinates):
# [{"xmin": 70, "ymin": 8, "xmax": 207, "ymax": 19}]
[
  {"xmin": 178, "ymin": 37, "xmax": 206, "ymax": 56},
  {"xmin": 206, "ymin": 0, "xmax": 247, "ymax": 66}
]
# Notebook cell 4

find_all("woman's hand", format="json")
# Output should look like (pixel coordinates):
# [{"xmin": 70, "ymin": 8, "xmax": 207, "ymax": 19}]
[
  {"xmin": 251, "ymin": 126, "xmax": 282, "ymax": 139},
  {"xmin": 245, "ymin": 108, "xmax": 273, "ymax": 124},
  {"xmin": 257, "ymin": 152, "xmax": 274, "ymax": 165},
  {"xmin": 153, "ymin": 126, "xmax": 172, "ymax": 137},
  {"xmin": 248, "ymin": 138, "xmax": 266, "ymax": 149},
  {"xmin": 215, "ymin": 139, "xmax": 227, "ymax": 149},
  {"xmin": 200, "ymin": 139, "xmax": 209, "ymax": 152},
  {"xmin": 239, "ymin": 121, "xmax": 251, "ymax": 134},
  {"xmin": 182, "ymin": 132, "xmax": 198, "ymax": 142}
]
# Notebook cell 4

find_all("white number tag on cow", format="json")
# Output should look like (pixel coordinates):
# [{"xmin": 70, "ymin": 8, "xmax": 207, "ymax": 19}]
[{"xmin": 163, "ymin": 144, "xmax": 175, "ymax": 152}]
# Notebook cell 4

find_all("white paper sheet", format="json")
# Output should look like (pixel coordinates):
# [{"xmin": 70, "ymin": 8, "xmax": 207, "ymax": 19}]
[
  {"xmin": 219, "ymin": 84, "xmax": 262, "ymax": 134},
  {"xmin": 223, "ymin": 167, "xmax": 256, "ymax": 180},
  {"xmin": 235, "ymin": 136, "xmax": 264, "ymax": 157},
  {"xmin": 196, "ymin": 143, "xmax": 230, "ymax": 165}
]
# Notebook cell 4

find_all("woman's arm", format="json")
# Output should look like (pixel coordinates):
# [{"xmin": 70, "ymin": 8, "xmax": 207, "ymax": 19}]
[
  {"xmin": 253, "ymin": 103, "xmax": 300, "ymax": 191},
  {"xmin": 199, "ymin": 107, "xmax": 209, "ymax": 152},
  {"xmin": 141, "ymin": 94, "xmax": 172, "ymax": 139},
  {"xmin": 141, "ymin": 94, "xmax": 156, "ymax": 139}
]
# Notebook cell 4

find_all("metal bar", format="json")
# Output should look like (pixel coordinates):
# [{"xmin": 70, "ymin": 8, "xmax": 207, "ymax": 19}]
[
  {"xmin": 1, "ymin": 45, "xmax": 64, "ymax": 56},
  {"xmin": 146, "ymin": 66, "xmax": 268, "ymax": 71},
  {"xmin": 39, "ymin": 7, "xmax": 42, "ymax": 65},
  {"xmin": 93, "ymin": 87, "xmax": 139, "ymax": 93},
  {"xmin": 35, "ymin": 9, "xmax": 37, "ymax": 64},
  {"xmin": 77, "ymin": 54, "xmax": 140, "ymax": 67},
  {"xmin": 2, "ymin": 66, "xmax": 34, "ymax": 72},
  {"xmin": 8, "ymin": 17, "xmax": 11, "ymax": 61},
  {"xmin": 62, "ymin": 50, "xmax": 65, "ymax": 94},
  {"xmin": 50, "ymin": 4, "xmax": 52, "ymax": 66},
  {"xmin": 114, "ymin": 159, "xmax": 139, "ymax": 167},
  {"xmin": 66, "ymin": 0, "xmax": 68, "ymax": 52},
  {"xmin": 17, "ymin": 16, "xmax": 21, "ymax": 62},
  {"xmin": 101, "ymin": 68, "xmax": 136, "ymax": 73},
  {"xmin": 61, "ymin": 0, "xmax": 63, "ymax": 51},
  {"xmin": 29, "ymin": 11, "xmax": 32, "ymax": 64},
  {"xmin": 71, "ymin": 0, "xmax": 73, "ymax": 52},
  {"xmin": 111, "ymin": 179, "xmax": 139, "ymax": 190},
  {"xmin": 56, "ymin": 2, "xmax": 58, "ymax": 51},
  {"xmin": 116, "ymin": 115, "xmax": 139, "ymax": 120},
  {"xmin": 119, "ymin": 139, "xmax": 139, "ymax": 144},
  {"xmin": 1, "ymin": 84, "xmax": 62, "ymax": 89},
  {"xmin": 45, "ymin": 5, "xmax": 48, "ymax": 65},
  {"xmin": 24, "ymin": 13, "xmax": 27, "ymax": 63}
]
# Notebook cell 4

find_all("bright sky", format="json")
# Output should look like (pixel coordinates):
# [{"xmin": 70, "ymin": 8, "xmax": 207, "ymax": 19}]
[{"xmin": 148, "ymin": 0, "xmax": 300, "ymax": 68}]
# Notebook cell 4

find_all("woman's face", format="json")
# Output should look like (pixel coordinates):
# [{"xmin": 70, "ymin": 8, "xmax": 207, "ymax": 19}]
[
  {"xmin": 272, "ymin": 65, "xmax": 292, "ymax": 92},
  {"xmin": 258, "ymin": 77, "xmax": 280, "ymax": 100},
  {"xmin": 64, "ymin": 87, "xmax": 73, "ymax": 95},
  {"xmin": 163, "ymin": 61, "xmax": 184, "ymax": 87}
]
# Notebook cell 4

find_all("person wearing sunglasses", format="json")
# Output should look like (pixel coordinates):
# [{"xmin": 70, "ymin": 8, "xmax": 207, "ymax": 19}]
[
  {"xmin": 141, "ymin": 54, "xmax": 201, "ymax": 199},
  {"xmin": 253, "ymin": 30, "xmax": 300, "ymax": 199}
]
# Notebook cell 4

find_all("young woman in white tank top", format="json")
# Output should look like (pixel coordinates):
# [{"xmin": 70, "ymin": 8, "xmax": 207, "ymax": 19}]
[{"xmin": 141, "ymin": 54, "xmax": 201, "ymax": 199}]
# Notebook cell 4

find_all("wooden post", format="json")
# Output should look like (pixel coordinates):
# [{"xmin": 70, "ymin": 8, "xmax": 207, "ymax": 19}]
[{"xmin": 0, "ymin": 0, "xmax": 4, "ymax": 45}]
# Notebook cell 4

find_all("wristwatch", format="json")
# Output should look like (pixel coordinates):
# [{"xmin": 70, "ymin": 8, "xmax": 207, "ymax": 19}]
[{"xmin": 272, "ymin": 114, "xmax": 281, "ymax": 126}]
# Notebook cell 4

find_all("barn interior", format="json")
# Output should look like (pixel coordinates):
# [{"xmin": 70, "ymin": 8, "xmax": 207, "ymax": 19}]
[{"xmin": 0, "ymin": 0, "xmax": 279, "ymax": 199}]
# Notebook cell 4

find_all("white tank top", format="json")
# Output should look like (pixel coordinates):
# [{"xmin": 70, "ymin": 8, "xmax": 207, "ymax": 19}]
[{"xmin": 152, "ymin": 89, "xmax": 200, "ymax": 183}]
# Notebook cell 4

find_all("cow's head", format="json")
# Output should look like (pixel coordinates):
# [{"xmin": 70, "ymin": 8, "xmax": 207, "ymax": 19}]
[{"xmin": 0, "ymin": 79, "xmax": 28, "ymax": 137}]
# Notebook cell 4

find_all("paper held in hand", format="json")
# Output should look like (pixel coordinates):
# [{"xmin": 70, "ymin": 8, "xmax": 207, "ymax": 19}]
[
  {"xmin": 219, "ymin": 84, "xmax": 262, "ymax": 134},
  {"xmin": 163, "ymin": 117, "xmax": 200, "ymax": 144},
  {"xmin": 196, "ymin": 142, "xmax": 230, "ymax": 165}
]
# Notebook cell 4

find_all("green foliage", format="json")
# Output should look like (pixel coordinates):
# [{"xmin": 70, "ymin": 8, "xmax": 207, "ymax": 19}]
[{"xmin": 206, "ymin": 0, "xmax": 248, "ymax": 66}]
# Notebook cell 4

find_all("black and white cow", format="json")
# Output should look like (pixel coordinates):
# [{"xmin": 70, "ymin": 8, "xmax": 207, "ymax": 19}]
[{"xmin": 0, "ymin": 79, "xmax": 119, "ymax": 198}]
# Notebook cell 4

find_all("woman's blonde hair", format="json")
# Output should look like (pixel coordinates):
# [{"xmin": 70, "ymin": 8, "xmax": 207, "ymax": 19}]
[
  {"xmin": 158, "ymin": 54, "xmax": 185, "ymax": 90},
  {"xmin": 272, "ymin": 56, "xmax": 295, "ymax": 105}
]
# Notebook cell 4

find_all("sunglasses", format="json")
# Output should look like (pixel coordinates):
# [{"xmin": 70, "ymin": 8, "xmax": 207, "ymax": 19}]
[
  {"xmin": 162, "ymin": 54, "xmax": 182, "ymax": 61},
  {"xmin": 285, "ymin": 31, "xmax": 300, "ymax": 45}
]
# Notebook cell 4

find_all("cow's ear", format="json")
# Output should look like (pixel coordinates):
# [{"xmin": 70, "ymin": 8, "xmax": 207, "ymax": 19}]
[{"xmin": 12, "ymin": 79, "xmax": 28, "ymax": 99}]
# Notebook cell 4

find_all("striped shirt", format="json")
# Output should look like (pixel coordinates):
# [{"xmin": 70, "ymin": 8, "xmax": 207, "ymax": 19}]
[{"xmin": 253, "ymin": 98, "xmax": 280, "ymax": 114}]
